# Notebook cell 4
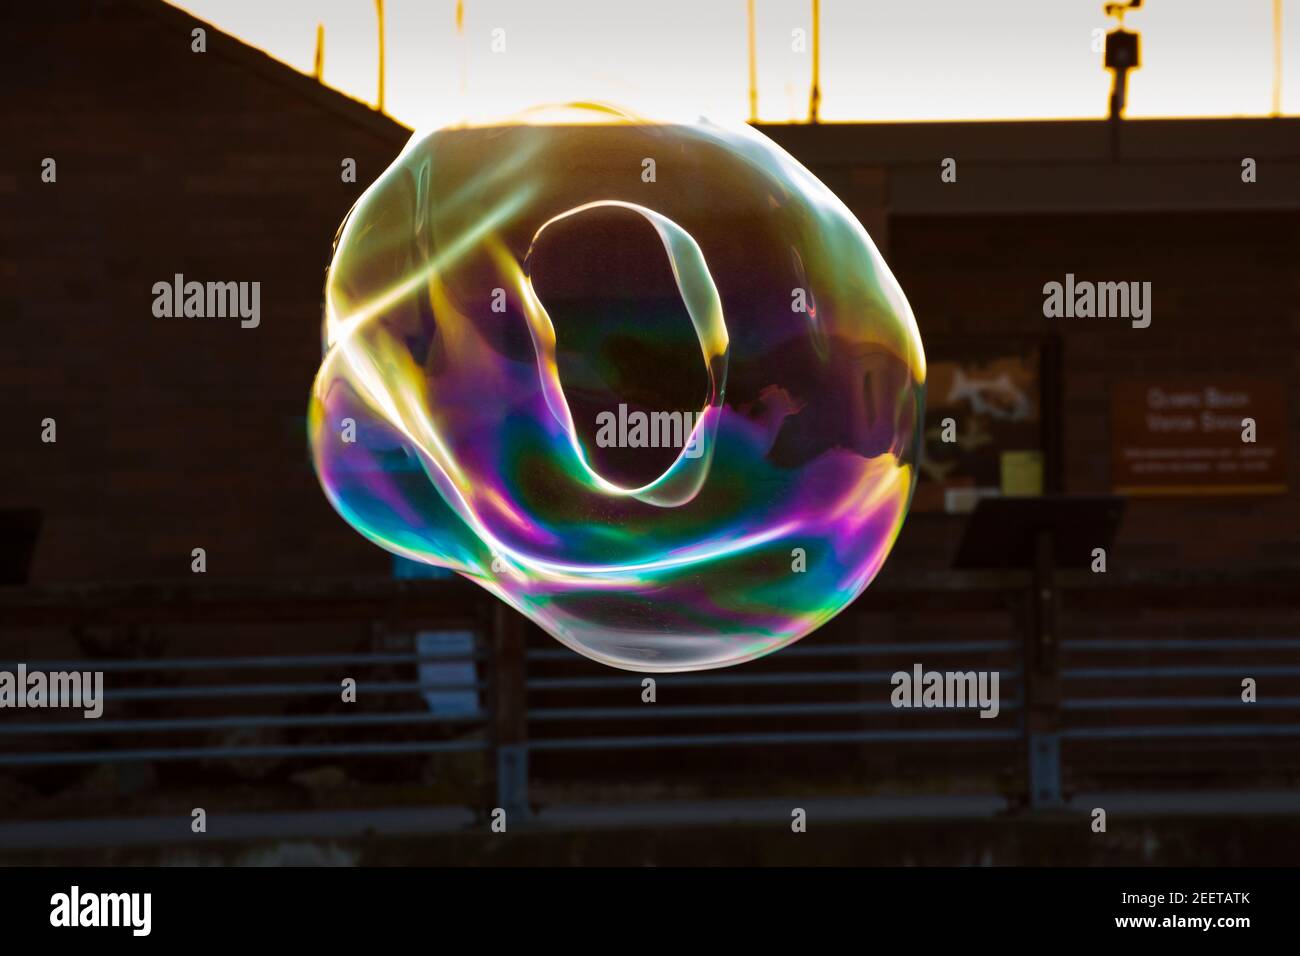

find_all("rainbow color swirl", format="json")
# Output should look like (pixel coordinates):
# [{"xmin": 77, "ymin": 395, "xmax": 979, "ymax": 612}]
[{"xmin": 309, "ymin": 105, "xmax": 925, "ymax": 671}]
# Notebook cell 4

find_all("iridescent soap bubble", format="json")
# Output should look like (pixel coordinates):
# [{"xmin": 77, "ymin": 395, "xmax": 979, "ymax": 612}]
[{"xmin": 309, "ymin": 104, "xmax": 925, "ymax": 672}]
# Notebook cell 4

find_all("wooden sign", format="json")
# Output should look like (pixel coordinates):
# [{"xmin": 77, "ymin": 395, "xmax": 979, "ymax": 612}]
[{"xmin": 1111, "ymin": 380, "xmax": 1287, "ymax": 495}]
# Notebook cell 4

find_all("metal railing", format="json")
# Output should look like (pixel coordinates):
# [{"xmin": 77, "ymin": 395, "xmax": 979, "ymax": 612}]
[{"xmin": 1, "ymin": 568, "xmax": 1298, "ymax": 825}]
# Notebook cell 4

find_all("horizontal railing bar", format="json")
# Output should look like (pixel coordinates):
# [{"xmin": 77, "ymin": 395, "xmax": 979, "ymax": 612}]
[
  {"xmin": 0, "ymin": 568, "xmax": 1032, "ymax": 611},
  {"xmin": 526, "ymin": 641, "xmax": 1018, "ymax": 662},
  {"xmin": 0, "ymin": 710, "xmax": 489, "ymax": 735},
  {"xmin": 1064, "ymin": 639, "xmax": 1300, "ymax": 651},
  {"xmin": 98, "ymin": 680, "xmax": 487, "ymax": 701},
  {"xmin": 0, "ymin": 739, "xmax": 489, "ymax": 767},
  {"xmin": 529, "ymin": 670, "xmax": 1019, "ymax": 690},
  {"xmin": 1064, "ymin": 666, "xmax": 1300, "ymax": 679},
  {"xmin": 1065, "ymin": 697, "xmax": 1300, "ymax": 710},
  {"xmin": 528, "ymin": 728, "xmax": 1019, "ymax": 751},
  {"xmin": 14, "ymin": 699, "xmax": 1294, "ymax": 732},
  {"xmin": 529, "ymin": 700, "xmax": 1021, "ymax": 721},
  {"xmin": 1062, "ymin": 725, "xmax": 1300, "ymax": 740},
  {"xmin": 0, "ymin": 652, "xmax": 484, "ymax": 672},
  {"xmin": 3, "ymin": 568, "xmax": 1297, "ymax": 624}
]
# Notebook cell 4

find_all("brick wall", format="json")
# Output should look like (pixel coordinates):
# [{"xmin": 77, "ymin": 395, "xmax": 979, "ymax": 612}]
[
  {"xmin": 888, "ymin": 210, "xmax": 1300, "ymax": 570},
  {"xmin": 2, "ymin": 1, "xmax": 408, "ymax": 583}
]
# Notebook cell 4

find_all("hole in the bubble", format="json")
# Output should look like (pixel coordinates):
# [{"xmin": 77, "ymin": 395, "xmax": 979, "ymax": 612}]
[{"xmin": 528, "ymin": 205, "xmax": 708, "ymax": 488}]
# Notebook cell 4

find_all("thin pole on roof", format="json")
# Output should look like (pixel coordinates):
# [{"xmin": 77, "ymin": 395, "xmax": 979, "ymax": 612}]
[
  {"xmin": 457, "ymin": 0, "xmax": 467, "ymax": 95},
  {"xmin": 1273, "ymin": 0, "xmax": 1284, "ymax": 117},
  {"xmin": 313, "ymin": 23, "xmax": 324, "ymax": 81},
  {"xmin": 808, "ymin": 0, "xmax": 821, "ymax": 124},
  {"xmin": 747, "ymin": 0, "xmax": 758, "ymax": 123},
  {"xmin": 375, "ymin": 0, "xmax": 387, "ymax": 113}
]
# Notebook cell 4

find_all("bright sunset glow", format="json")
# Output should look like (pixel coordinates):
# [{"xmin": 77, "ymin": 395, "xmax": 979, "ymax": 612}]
[{"xmin": 167, "ymin": 0, "xmax": 1297, "ymax": 128}]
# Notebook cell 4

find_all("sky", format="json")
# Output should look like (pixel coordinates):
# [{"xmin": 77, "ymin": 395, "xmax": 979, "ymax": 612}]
[{"xmin": 168, "ymin": 0, "xmax": 1298, "ymax": 129}]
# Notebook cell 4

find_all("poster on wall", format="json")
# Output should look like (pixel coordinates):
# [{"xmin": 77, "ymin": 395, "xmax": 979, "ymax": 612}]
[
  {"xmin": 1111, "ymin": 380, "xmax": 1287, "ymax": 496},
  {"xmin": 914, "ymin": 340, "xmax": 1045, "ymax": 513}
]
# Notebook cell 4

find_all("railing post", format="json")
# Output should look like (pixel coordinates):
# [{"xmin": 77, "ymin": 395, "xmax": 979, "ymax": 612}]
[
  {"xmin": 489, "ymin": 602, "xmax": 531, "ymax": 822},
  {"xmin": 1023, "ymin": 531, "xmax": 1064, "ymax": 808}
]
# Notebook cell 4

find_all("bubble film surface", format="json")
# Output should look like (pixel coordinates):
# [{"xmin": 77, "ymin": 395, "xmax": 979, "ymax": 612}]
[{"xmin": 309, "ymin": 105, "xmax": 925, "ymax": 671}]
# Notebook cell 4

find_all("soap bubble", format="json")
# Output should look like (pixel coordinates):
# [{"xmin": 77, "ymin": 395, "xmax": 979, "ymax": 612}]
[{"xmin": 309, "ymin": 104, "xmax": 925, "ymax": 672}]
